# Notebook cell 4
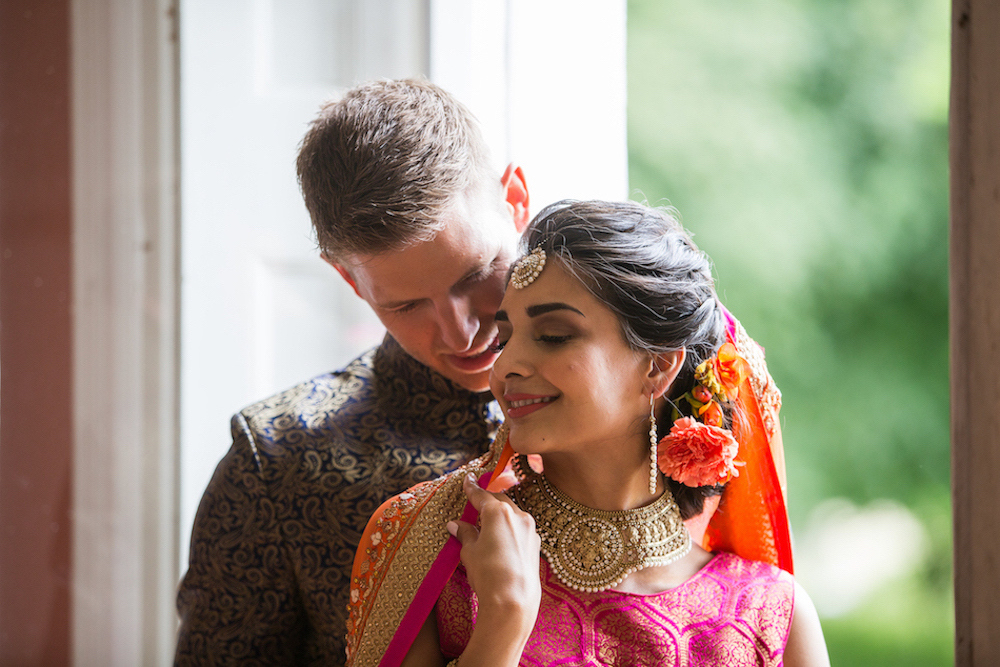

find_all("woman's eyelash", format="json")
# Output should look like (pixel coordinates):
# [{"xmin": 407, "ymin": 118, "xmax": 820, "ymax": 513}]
[{"xmin": 490, "ymin": 335, "xmax": 571, "ymax": 353}]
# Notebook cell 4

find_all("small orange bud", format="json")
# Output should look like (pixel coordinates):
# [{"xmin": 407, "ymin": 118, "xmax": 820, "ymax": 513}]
[
  {"xmin": 699, "ymin": 400, "xmax": 725, "ymax": 427},
  {"xmin": 692, "ymin": 385, "xmax": 713, "ymax": 404}
]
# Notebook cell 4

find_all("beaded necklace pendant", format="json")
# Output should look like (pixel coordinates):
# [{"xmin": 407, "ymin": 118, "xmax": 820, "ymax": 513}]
[{"xmin": 506, "ymin": 455, "xmax": 692, "ymax": 592}]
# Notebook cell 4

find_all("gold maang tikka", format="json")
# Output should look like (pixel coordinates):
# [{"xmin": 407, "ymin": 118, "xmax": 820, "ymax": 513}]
[{"xmin": 510, "ymin": 247, "xmax": 546, "ymax": 289}]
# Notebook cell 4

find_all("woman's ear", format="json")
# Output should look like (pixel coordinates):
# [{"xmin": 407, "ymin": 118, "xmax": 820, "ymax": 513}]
[{"xmin": 646, "ymin": 349, "xmax": 686, "ymax": 398}]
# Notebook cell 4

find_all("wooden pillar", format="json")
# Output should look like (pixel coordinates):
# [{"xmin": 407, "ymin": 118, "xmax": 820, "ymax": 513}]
[
  {"xmin": 950, "ymin": 0, "xmax": 1000, "ymax": 663},
  {"xmin": 0, "ymin": 0, "xmax": 74, "ymax": 663}
]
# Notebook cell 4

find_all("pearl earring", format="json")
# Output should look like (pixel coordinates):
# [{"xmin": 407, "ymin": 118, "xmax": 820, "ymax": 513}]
[{"xmin": 649, "ymin": 395, "xmax": 659, "ymax": 495}]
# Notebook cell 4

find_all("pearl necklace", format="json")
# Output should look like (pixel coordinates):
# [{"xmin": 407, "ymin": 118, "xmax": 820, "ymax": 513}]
[{"xmin": 506, "ymin": 455, "xmax": 692, "ymax": 592}]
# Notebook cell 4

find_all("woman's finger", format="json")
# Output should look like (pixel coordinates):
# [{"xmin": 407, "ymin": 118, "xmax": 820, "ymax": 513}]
[
  {"xmin": 462, "ymin": 472, "xmax": 518, "ymax": 511},
  {"xmin": 461, "ymin": 473, "xmax": 491, "ymax": 511},
  {"xmin": 446, "ymin": 519, "xmax": 479, "ymax": 546}
]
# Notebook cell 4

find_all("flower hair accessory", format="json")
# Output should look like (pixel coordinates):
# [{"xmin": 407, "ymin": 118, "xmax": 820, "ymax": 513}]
[
  {"xmin": 657, "ymin": 342, "xmax": 750, "ymax": 487},
  {"xmin": 695, "ymin": 342, "xmax": 749, "ymax": 402},
  {"xmin": 510, "ymin": 247, "xmax": 546, "ymax": 289},
  {"xmin": 657, "ymin": 418, "xmax": 742, "ymax": 487}
]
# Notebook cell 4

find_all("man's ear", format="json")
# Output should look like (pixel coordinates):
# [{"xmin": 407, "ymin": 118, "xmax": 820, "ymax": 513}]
[
  {"xmin": 501, "ymin": 163, "xmax": 530, "ymax": 232},
  {"xmin": 322, "ymin": 253, "xmax": 362, "ymax": 298},
  {"xmin": 647, "ymin": 349, "xmax": 686, "ymax": 399}
]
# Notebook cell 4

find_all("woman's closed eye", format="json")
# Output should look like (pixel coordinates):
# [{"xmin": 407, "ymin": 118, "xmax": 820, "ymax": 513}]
[{"xmin": 489, "ymin": 334, "xmax": 571, "ymax": 353}]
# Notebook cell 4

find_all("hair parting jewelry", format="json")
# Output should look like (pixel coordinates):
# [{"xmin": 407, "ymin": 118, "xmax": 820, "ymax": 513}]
[{"xmin": 510, "ymin": 247, "xmax": 547, "ymax": 289}]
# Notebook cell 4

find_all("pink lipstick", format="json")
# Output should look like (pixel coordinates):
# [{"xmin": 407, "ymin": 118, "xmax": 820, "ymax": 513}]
[{"xmin": 504, "ymin": 393, "xmax": 557, "ymax": 419}]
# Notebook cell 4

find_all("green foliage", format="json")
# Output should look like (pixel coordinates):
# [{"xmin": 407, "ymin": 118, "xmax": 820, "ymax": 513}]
[
  {"xmin": 627, "ymin": 0, "xmax": 949, "ymax": 520},
  {"xmin": 822, "ymin": 566, "xmax": 954, "ymax": 666},
  {"xmin": 627, "ymin": 0, "xmax": 951, "ymax": 658}
]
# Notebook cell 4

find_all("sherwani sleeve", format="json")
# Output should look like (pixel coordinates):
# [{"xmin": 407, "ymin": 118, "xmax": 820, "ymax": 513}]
[{"xmin": 175, "ymin": 415, "xmax": 307, "ymax": 665}]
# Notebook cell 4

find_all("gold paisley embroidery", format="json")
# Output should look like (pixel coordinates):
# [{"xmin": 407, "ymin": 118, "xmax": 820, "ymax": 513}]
[{"xmin": 176, "ymin": 337, "xmax": 500, "ymax": 666}]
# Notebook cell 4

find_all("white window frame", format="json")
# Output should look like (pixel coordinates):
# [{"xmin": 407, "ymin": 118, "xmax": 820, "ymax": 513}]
[
  {"xmin": 71, "ymin": 0, "xmax": 180, "ymax": 663},
  {"xmin": 70, "ymin": 1, "xmax": 626, "ymax": 663}
]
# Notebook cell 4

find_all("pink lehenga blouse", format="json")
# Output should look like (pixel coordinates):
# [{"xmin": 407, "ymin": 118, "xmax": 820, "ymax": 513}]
[{"xmin": 437, "ymin": 552, "xmax": 794, "ymax": 667}]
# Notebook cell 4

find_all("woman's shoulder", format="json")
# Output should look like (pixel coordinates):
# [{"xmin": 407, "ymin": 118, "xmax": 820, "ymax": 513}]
[
  {"xmin": 696, "ymin": 553, "xmax": 797, "ymax": 645},
  {"xmin": 708, "ymin": 550, "xmax": 794, "ymax": 583},
  {"xmin": 695, "ymin": 551, "xmax": 796, "ymax": 619},
  {"xmin": 351, "ymin": 454, "xmax": 502, "ymax": 576},
  {"xmin": 357, "ymin": 468, "xmax": 469, "ymax": 550}
]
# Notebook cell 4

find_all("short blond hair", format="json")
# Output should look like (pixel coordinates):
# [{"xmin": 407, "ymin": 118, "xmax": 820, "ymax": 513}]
[{"xmin": 296, "ymin": 79, "xmax": 496, "ymax": 259}]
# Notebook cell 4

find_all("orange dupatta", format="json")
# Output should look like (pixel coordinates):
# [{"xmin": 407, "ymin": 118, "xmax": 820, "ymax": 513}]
[{"xmin": 703, "ymin": 313, "xmax": 794, "ymax": 573}]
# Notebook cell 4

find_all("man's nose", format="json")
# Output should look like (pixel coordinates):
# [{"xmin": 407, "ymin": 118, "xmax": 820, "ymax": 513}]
[{"xmin": 437, "ymin": 296, "xmax": 479, "ymax": 352}]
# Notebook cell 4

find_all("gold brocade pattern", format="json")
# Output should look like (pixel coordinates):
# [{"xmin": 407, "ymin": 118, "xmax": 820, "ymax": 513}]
[
  {"xmin": 175, "ymin": 337, "xmax": 501, "ymax": 666},
  {"xmin": 438, "ymin": 552, "xmax": 795, "ymax": 666},
  {"xmin": 346, "ymin": 428, "xmax": 509, "ymax": 666},
  {"xmin": 730, "ymin": 320, "xmax": 782, "ymax": 440},
  {"xmin": 507, "ymin": 456, "xmax": 691, "ymax": 592}
]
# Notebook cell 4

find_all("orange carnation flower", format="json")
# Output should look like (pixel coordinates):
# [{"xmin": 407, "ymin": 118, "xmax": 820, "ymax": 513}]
[{"xmin": 657, "ymin": 417, "xmax": 742, "ymax": 487}]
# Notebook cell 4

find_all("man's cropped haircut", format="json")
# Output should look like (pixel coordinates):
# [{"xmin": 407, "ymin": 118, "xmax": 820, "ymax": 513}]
[{"xmin": 296, "ymin": 78, "xmax": 495, "ymax": 260}]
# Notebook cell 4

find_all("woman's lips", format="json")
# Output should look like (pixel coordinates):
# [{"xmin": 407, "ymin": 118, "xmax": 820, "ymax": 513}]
[{"xmin": 504, "ymin": 394, "xmax": 557, "ymax": 419}]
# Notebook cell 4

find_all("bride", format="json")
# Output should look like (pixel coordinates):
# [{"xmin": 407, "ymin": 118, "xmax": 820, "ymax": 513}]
[{"xmin": 345, "ymin": 200, "xmax": 829, "ymax": 666}]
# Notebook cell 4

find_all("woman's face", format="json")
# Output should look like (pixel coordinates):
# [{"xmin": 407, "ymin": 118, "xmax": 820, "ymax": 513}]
[{"xmin": 489, "ymin": 259, "xmax": 653, "ymax": 458}]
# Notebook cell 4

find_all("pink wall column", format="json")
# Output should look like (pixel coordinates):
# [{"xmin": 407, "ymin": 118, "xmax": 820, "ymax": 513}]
[{"xmin": 0, "ymin": 0, "xmax": 74, "ymax": 663}]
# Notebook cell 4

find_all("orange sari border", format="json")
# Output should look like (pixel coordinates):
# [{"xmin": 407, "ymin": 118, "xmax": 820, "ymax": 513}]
[
  {"xmin": 704, "ymin": 313, "xmax": 794, "ymax": 573},
  {"xmin": 346, "ymin": 427, "xmax": 512, "ymax": 666}
]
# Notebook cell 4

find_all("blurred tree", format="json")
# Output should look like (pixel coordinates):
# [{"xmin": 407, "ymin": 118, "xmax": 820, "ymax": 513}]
[
  {"xmin": 628, "ymin": 0, "xmax": 948, "ymax": 520},
  {"xmin": 628, "ymin": 0, "xmax": 951, "ymax": 662}
]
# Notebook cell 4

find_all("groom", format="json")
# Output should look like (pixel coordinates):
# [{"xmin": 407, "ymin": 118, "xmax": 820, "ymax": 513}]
[{"xmin": 175, "ymin": 79, "xmax": 529, "ymax": 664}]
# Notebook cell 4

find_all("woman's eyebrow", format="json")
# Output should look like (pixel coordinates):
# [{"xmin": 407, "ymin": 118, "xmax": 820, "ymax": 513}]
[
  {"xmin": 494, "ymin": 303, "xmax": 585, "ymax": 323},
  {"xmin": 526, "ymin": 302, "xmax": 585, "ymax": 318}
]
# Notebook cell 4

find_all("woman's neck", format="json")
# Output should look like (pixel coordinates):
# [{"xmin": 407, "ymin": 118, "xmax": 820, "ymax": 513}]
[{"xmin": 539, "ymin": 441, "xmax": 663, "ymax": 512}]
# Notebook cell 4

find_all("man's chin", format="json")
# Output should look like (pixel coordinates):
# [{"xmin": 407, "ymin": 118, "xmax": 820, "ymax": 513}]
[
  {"xmin": 396, "ymin": 344, "xmax": 497, "ymax": 393},
  {"xmin": 440, "ymin": 367, "xmax": 492, "ymax": 394},
  {"xmin": 437, "ymin": 349, "xmax": 500, "ymax": 392}
]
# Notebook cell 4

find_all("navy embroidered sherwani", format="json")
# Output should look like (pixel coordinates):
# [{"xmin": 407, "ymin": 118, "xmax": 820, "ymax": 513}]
[{"xmin": 175, "ymin": 337, "xmax": 500, "ymax": 665}]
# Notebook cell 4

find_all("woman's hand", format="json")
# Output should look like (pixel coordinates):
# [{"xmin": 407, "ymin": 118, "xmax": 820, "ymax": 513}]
[{"xmin": 445, "ymin": 473, "xmax": 541, "ymax": 666}]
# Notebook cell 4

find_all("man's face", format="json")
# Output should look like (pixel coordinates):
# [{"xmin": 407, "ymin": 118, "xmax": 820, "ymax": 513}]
[{"xmin": 335, "ymin": 185, "xmax": 524, "ymax": 392}]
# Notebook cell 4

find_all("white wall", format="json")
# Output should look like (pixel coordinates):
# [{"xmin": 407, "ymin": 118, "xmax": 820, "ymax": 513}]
[{"xmin": 179, "ymin": 0, "xmax": 627, "ymax": 573}]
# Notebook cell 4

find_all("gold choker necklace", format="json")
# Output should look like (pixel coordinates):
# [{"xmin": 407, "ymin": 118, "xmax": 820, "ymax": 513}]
[{"xmin": 507, "ymin": 455, "xmax": 692, "ymax": 592}]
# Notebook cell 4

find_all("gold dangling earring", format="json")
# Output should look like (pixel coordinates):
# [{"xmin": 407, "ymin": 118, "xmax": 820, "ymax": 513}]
[{"xmin": 649, "ymin": 394, "xmax": 659, "ymax": 495}]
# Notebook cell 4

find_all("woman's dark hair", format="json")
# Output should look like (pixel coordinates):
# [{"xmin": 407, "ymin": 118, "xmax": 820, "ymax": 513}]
[{"xmin": 518, "ymin": 200, "xmax": 730, "ymax": 518}]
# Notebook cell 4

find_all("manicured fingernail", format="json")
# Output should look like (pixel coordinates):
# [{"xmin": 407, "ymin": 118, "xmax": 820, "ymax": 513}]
[{"xmin": 446, "ymin": 521, "xmax": 458, "ymax": 536}]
